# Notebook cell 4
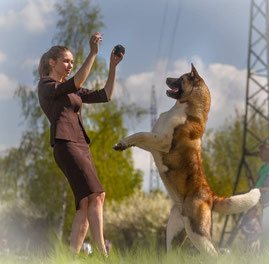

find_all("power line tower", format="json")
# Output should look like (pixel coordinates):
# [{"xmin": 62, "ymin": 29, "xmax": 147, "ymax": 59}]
[
  {"xmin": 149, "ymin": 85, "xmax": 160, "ymax": 191},
  {"xmin": 219, "ymin": 0, "xmax": 269, "ymax": 247}
]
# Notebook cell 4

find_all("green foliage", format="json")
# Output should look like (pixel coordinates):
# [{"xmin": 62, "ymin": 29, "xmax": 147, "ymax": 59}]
[
  {"xmin": 0, "ymin": 85, "xmax": 75, "ymax": 230},
  {"xmin": 53, "ymin": 0, "xmax": 107, "ymax": 77},
  {"xmin": 202, "ymin": 109, "xmax": 266, "ymax": 196},
  {"xmin": 103, "ymin": 190, "xmax": 172, "ymax": 249},
  {"xmin": 0, "ymin": 0, "xmax": 143, "ymax": 250},
  {"xmin": 85, "ymin": 102, "xmax": 143, "ymax": 201},
  {"xmin": 0, "ymin": 86, "xmax": 143, "ymax": 246},
  {"xmin": 0, "ymin": 201, "xmax": 51, "ymax": 254}
]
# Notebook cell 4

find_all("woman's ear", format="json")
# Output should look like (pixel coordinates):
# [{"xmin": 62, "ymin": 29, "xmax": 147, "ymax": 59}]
[{"xmin": 48, "ymin": 58, "xmax": 55, "ymax": 68}]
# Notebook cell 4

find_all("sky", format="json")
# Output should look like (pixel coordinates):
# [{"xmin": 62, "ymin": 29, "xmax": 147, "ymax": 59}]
[{"xmin": 0, "ymin": 0, "xmax": 257, "ymax": 191}]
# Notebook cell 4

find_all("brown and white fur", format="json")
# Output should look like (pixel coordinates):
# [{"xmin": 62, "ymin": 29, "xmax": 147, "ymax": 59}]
[{"xmin": 113, "ymin": 64, "xmax": 260, "ymax": 255}]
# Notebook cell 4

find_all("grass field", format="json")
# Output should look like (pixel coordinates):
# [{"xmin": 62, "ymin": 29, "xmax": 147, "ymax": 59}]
[{"xmin": 1, "ymin": 243, "xmax": 269, "ymax": 264}]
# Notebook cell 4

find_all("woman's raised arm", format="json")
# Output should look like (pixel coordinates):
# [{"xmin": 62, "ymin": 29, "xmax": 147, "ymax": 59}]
[
  {"xmin": 104, "ymin": 50, "xmax": 124, "ymax": 101},
  {"xmin": 74, "ymin": 32, "xmax": 103, "ymax": 89}
]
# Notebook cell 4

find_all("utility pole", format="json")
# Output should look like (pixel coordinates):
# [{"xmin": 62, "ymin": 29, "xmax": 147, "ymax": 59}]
[
  {"xmin": 219, "ymin": 0, "xmax": 269, "ymax": 247},
  {"xmin": 149, "ymin": 85, "xmax": 160, "ymax": 191}
]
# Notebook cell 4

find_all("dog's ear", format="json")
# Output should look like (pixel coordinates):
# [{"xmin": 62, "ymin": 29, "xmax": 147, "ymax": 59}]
[{"xmin": 190, "ymin": 64, "xmax": 200, "ymax": 80}]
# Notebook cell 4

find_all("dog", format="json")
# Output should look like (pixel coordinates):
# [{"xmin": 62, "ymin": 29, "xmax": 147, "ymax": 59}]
[{"xmin": 113, "ymin": 64, "xmax": 260, "ymax": 255}]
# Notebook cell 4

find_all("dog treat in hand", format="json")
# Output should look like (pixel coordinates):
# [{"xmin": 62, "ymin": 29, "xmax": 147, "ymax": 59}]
[{"xmin": 113, "ymin": 44, "xmax": 125, "ymax": 57}]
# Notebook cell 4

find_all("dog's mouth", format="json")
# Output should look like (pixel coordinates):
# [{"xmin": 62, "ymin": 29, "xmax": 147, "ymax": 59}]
[
  {"xmin": 166, "ymin": 88, "xmax": 180, "ymax": 98},
  {"xmin": 166, "ymin": 78, "xmax": 182, "ymax": 99}
]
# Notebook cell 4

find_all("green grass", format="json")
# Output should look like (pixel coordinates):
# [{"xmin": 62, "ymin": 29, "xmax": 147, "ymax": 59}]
[{"xmin": 1, "ymin": 243, "xmax": 269, "ymax": 264}]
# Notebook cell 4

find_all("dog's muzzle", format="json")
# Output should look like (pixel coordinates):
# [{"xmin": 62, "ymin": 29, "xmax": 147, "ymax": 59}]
[{"xmin": 166, "ymin": 78, "xmax": 182, "ymax": 99}]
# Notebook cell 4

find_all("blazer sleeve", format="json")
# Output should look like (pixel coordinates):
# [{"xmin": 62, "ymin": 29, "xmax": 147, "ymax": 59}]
[
  {"xmin": 77, "ymin": 88, "xmax": 109, "ymax": 104},
  {"xmin": 38, "ymin": 77, "xmax": 78, "ymax": 99}
]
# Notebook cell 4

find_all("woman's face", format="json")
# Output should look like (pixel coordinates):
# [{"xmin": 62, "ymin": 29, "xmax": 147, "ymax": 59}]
[{"xmin": 50, "ymin": 50, "xmax": 74, "ymax": 79}]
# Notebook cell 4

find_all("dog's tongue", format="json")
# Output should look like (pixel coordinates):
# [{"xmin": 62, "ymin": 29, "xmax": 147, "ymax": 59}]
[{"xmin": 167, "ymin": 88, "xmax": 179, "ymax": 94}]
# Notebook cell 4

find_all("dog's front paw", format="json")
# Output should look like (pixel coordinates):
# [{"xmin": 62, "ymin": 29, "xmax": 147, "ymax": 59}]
[{"xmin": 113, "ymin": 141, "xmax": 129, "ymax": 151}]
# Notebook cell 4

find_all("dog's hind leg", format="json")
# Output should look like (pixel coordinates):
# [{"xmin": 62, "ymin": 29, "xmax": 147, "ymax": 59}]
[
  {"xmin": 166, "ymin": 204, "xmax": 184, "ymax": 251},
  {"xmin": 183, "ymin": 202, "xmax": 217, "ymax": 255}
]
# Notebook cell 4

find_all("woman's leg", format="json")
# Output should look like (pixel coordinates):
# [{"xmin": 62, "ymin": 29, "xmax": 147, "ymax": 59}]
[
  {"xmin": 70, "ymin": 197, "xmax": 89, "ymax": 254},
  {"xmin": 87, "ymin": 192, "xmax": 107, "ymax": 255}
]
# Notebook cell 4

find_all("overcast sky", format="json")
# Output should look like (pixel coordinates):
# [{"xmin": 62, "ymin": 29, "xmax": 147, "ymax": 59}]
[{"xmin": 0, "ymin": 0, "xmax": 256, "ymax": 190}]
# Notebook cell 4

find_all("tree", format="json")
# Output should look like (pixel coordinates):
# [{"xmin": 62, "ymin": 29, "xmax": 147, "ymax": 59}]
[
  {"xmin": 0, "ymin": 0, "xmax": 143, "ymax": 247},
  {"xmin": 1, "ymin": 85, "xmax": 69, "ymax": 222},
  {"xmin": 202, "ymin": 109, "xmax": 266, "ymax": 197},
  {"xmin": 53, "ymin": 0, "xmax": 107, "ymax": 76},
  {"xmin": 85, "ymin": 101, "xmax": 143, "ymax": 201}
]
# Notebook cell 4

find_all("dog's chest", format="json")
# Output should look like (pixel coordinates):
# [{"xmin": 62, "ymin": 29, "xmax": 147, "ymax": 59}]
[
  {"xmin": 152, "ymin": 103, "xmax": 187, "ymax": 135},
  {"xmin": 151, "ymin": 102, "xmax": 187, "ymax": 175}
]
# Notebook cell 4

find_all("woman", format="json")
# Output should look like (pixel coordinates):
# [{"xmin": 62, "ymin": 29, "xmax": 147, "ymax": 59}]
[{"xmin": 37, "ymin": 32, "xmax": 123, "ymax": 255}]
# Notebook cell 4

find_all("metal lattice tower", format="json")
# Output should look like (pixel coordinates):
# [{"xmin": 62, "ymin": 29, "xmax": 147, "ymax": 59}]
[
  {"xmin": 219, "ymin": 0, "xmax": 269, "ymax": 247},
  {"xmin": 149, "ymin": 85, "xmax": 160, "ymax": 191}
]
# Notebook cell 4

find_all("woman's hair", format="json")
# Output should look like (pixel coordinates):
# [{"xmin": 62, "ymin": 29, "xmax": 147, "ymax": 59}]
[{"xmin": 38, "ymin": 46, "xmax": 71, "ymax": 78}]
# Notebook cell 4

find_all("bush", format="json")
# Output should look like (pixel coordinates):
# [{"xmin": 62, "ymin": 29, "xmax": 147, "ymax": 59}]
[
  {"xmin": 103, "ymin": 190, "xmax": 172, "ymax": 249},
  {"xmin": 0, "ymin": 201, "xmax": 51, "ymax": 254}
]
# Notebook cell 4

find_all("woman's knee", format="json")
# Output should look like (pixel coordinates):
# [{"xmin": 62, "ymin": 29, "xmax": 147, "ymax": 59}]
[
  {"xmin": 88, "ymin": 192, "xmax": 105, "ymax": 206},
  {"xmin": 98, "ymin": 192, "xmax": 105, "ymax": 203},
  {"xmin": 79, "ymin": 197, "xmax": 89, "ymax": 211}
]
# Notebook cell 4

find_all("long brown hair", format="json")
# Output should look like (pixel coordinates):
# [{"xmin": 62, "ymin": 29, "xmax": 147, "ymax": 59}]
[{"xmin": 38, "ymin": 46, "xmax": 71, "ymax": 78}]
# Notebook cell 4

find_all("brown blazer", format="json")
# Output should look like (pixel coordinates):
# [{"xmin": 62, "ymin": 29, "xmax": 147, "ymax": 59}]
[{"xmin": 38, "ymin": 76, "xmax": 108, "ymax": 146}]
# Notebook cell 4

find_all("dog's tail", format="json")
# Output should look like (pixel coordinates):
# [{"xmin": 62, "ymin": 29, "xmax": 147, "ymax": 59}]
[{"xmin": 213, "ymin": 188, "xmax": 260, "ymax": 215}]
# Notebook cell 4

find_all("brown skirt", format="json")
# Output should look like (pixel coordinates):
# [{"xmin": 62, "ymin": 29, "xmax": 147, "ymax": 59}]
[{"xmin": 53, "ymin": 130, "xmax": 104, "ymax": 210}]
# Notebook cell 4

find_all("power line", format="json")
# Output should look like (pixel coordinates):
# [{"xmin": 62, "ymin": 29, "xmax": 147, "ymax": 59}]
[
  {"xmin": 149, "ymin": 0, "xmax": 183, "ymax": 192},
  {"xmin": 151, "ymin": 0, "xmax": 169, "ymax": 93},
  {"xmin": 165, "ymin": 0, "xmax": 183, "ymax": 74},
  {"xmin": 149, "ymin": 1, "xmax": 169, "ymax": 192},
  {"xmin": 158, "ymin": 0, "xmax": 183, "ymax": 107},
  {"xmin": 155, "ymin": 1, "xmax": 169, "ymax": 60}
]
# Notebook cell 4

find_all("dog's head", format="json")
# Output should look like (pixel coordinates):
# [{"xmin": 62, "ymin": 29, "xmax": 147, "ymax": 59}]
[
  {"xmin": 166, "ymin": 64, "xmax": 211, "ymax": 119},
  {"xmin": 166, "ymin": 64, "xmax": 205, "ymax": 101}
]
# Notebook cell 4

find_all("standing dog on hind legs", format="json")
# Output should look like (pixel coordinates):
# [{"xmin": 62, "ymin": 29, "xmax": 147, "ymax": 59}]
[{"xmin": 113, "ymin": 64, "xmax": 260, "ymax": 255}]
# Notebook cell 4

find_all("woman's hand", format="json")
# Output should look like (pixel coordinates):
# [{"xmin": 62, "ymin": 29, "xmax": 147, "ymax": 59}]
[
  {"xmin": 110, "ymin": 50, "xmax": 124, "ymax": 68},
  {"xmin": 89, "ymin": 32, "xmax": 103, "ymax": 55},
  {"xmin": 103, "ymin": 49, "xmax": 124, "ymax": 100}
]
